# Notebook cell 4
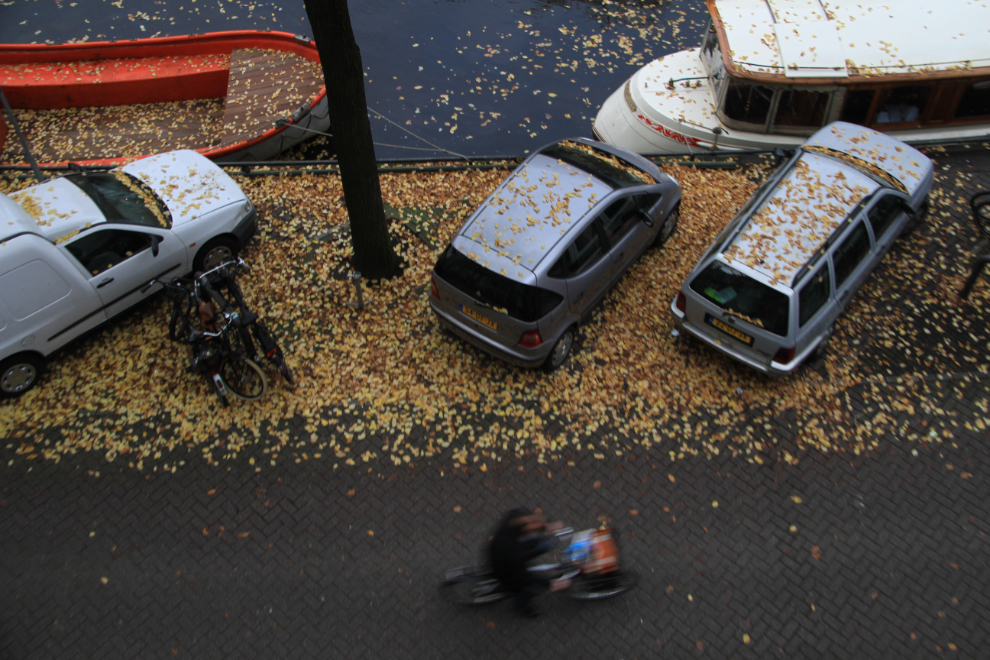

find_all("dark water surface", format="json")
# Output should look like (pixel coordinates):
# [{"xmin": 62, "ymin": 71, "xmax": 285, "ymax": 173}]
[{"xmin": 1, "ymin": 0, "xmax": 707, "ymax": 158}]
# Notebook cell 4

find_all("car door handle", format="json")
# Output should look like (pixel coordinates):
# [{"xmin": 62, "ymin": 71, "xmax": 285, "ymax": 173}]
[{"xmin": 97, "ymin": 278, "xmax": 114, "ymax": 289}]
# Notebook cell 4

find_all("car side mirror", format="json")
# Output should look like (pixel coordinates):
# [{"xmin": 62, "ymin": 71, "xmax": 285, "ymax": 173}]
[
  {"xmin": 640, "ymin": 210, "xmax": 654, "ymax": 228},
  {"xmin": 151, "ymin": 235, "xmax": 163, "ymax": 257}
]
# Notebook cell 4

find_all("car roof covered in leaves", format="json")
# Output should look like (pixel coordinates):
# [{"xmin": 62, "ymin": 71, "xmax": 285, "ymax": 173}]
[
  {"xmin": 723, "ymin": 150, "xmax": 880, "ymax": 288},
  {"xmin": 6, "ymin": 177, "xmax": 106, "ymax": 243},
  {"xmin": 452, "ymin": 143, "xmax": 634, "ymax": 283},
  {"xmin": 803, "ymin": 122, "xmax": 933, "ymax": 197},
  {"xmin": 0, "ymin": 191, "xmax": 41, "ymax": 242}
]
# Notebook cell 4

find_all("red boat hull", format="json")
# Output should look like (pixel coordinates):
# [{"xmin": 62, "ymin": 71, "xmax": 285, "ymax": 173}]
[{"xmin": 0, "ymin": 30, "xmax": 328, "ymax": 165}]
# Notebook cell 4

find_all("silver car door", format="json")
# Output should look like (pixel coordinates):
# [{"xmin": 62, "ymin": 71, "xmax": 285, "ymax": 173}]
[
  {"xmin": 61, "ymin": 227, "xmax": 188, "ymax": 319},
  {"xmin": 548, "ymin": 221, "xmax": 611, "ymax": 317},
  {"xmin": 598, "ymin": 195, "xmax": 655, "ymax": 282},
  {"xmin": 865, "ymin": 192, "xmax": 911, "ymax": 259},
  {"xmin": 830, "ymin": 218, "xmax": 874, "ymax": 312}
]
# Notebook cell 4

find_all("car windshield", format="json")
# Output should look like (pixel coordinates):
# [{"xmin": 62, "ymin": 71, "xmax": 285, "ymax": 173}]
[
  {"xmin": 541, "ymin": 140, "xmax": 656, "ymax": 188},
  {"xmin": 690, "ymin": 260, "xmax": 790, "ymax": 337},
  {"xmin": 67, "ymin": 172, "xmax": 171, "ymax": 228},
  {"xmin": 434, "ymin": 246, "xmax": 563, "ymax": 323}
]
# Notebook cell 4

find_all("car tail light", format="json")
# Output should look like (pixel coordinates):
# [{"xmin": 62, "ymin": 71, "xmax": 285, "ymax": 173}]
[
  {"xmin": 430, "ymin": 276, "xmax": 440, "ymax": 299},
  {"xmin": 773, "ymin": 347, "xmax": 795, "ymax": 364},
  {"xmin": 674, "ymin": 291, "xmax": 686, "ymax": 312},
  {"xmin": 519, "ymin": 330, "xmax": 542, "ymax": 348}
]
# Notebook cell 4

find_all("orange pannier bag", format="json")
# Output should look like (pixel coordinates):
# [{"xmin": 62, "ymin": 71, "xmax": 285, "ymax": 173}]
[{"xmin": 583, "ymin": 528, "xmax": 619, "ymax": 575}]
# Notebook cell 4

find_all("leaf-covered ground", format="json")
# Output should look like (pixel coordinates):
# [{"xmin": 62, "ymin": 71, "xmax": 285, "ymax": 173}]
[{"xmin": 2, "ymin": 154, "xmax": 989, "ymax": 472}]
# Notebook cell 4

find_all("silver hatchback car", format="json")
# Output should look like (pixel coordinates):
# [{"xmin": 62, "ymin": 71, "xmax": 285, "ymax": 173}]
[{"xmin": 429, "ymin": 138, "xmax": 681, "ymax": 371}]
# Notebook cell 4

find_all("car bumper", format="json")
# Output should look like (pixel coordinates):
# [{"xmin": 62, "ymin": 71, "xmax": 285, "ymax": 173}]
[
  {"xmin": 430, "ymin": 300, "xmax": 548, "ymax": 369},
  {"xmin": 232, "ymin": 205, "xmax": 258, "ymax": 246},
  {"xmin": 671, "ymin": 302, "xmax": 800, "ymax": 377}
]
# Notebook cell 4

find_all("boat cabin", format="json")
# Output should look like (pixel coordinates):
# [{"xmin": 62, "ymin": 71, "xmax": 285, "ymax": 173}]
[{"xmin": 698, "ymin": 0, "xmax": 990, "ymax": 138}]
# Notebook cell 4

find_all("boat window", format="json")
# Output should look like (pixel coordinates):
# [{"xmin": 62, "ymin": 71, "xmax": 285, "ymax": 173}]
[
  {"xmin": 840, "ymin": 89, "xmax": 875, "ymax": 125},
  {"xmin": 955, "ymin": 80, "xmax": 990, "ymax": 119},
  {"xmin": 874, "ymin": 86, "xmax": 930, "ymax": 124},
  {"xmin": 700, "ymin": 24, "xmax": 720, "ymax": 72},
  {"xmin": 722, "ymin": 80, "xmax": 773, "ymax": 128},
  {"xmin": 773, "ymin": 90, "xmax": 830, "ymax": 130},
  {"xmin": 690, "ymin": 260, "xmax": 790, "ymax": 337}
]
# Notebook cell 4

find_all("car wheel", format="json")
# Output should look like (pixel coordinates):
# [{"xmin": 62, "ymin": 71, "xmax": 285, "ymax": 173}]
[
  {"xmin": 194, "ymin": 237, "xmax": 238, "ymax": 272},
  {"xmin": 543, "ymin": 326, "xmax": 576, "ymax": 373},
  {"xmin": 0, "ymin": 353, "xmax": 44, "ymax": 398},
  {"xmin": 653, "ymin": 206, "xmax": 679, "ymax": 248}
]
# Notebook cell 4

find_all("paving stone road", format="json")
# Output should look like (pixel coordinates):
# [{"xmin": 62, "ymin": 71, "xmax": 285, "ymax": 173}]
[{"xmin": 2, "ymin": 143, "xmax": 990, "ymax": 659}]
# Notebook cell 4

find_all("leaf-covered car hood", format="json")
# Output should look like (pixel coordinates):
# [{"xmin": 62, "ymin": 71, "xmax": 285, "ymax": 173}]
[{"xmin": 121, "ymin": 150, "xmax": 246, "ymax": 226}]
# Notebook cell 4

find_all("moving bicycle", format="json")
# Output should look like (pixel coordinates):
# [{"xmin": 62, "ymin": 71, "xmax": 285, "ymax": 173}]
[{"xmin": 440, "ymin": 508, "xmax": 636, "ymax": 617}]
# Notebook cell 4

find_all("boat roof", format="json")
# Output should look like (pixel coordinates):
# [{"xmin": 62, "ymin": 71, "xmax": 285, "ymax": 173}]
[
  {"xmin": 710, "ymin": 0, "xmax": 990, "ymax": 79},
  {"xmin": 722, "ymin": 150, "xmax": 879, "ymax": 286},
  {"xmin": 452, "ymin": 144, "xmax": 624, "ymax": 283}
]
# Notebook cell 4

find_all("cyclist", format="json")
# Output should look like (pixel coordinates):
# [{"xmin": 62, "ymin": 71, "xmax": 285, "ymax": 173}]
[{"xmin": 488, "ymin": 508, "xmax": 571, "ymax": 618}]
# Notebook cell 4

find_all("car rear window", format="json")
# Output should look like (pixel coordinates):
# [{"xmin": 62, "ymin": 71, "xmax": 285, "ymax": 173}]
[
  {"xmin": 434, "ymin": 246, "xmax": 563, "ymax": 323},
  {"xmin": 690, "ymin": 261, "xmax": 790, "ymax": 337},
  {"xmin": 540, "ymin": 140, "xmax": 656, "ymax": 188}
]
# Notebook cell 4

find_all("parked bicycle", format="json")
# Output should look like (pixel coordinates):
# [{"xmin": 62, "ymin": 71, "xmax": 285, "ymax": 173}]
[
  {"xmin": 194, "ymin": 258, "xmax": 296, "ymax": 388},
  {"xmin": 143, "ymin": 275, "xmax": 267, "ymax": 406},
  {"xmin": 440, "ymin": 524, "xmax": 637, "ymax": 606}
]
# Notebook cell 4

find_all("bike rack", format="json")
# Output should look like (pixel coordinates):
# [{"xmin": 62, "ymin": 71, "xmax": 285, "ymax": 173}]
[{"xmin": 345, "ymin": 272, "xmax": 373, "ymax": 308}]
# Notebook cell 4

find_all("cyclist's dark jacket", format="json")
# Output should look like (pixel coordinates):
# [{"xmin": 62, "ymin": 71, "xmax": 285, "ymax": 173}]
[{"xmin": 489, "ymin": 517, "xmax": 553, "ymax": 592}]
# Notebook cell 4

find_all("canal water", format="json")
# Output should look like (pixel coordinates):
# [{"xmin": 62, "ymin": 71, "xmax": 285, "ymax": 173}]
[{"xmin": 1, "ymin": 0, "xmax": 707, "ymax": 159}]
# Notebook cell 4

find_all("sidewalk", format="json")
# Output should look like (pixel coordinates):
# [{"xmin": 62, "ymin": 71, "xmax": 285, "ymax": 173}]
[{"xmin": 2, "ymin": 143, "xmax": 989, "ymax": 658}]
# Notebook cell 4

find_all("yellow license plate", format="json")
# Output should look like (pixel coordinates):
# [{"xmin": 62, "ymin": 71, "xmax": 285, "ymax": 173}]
[
  {"xmin": 706, "ymin": 314, "xmax": 753, "ymax": 346},
  {"xmin": 460, "ymin": 304, "xmax": 497, "ymax": 330}
]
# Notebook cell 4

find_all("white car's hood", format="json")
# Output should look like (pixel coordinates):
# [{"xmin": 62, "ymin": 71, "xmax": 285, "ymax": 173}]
[
  {"xmin": 8, "ymin": 178, "xmax": 106, "ymax": 243},
  {"xmin": 122, "ymin": 150, "xmax": 245, "ymax": 226}
]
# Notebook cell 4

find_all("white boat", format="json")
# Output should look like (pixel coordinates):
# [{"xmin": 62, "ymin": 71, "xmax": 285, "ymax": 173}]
[{"xmin": 593, "ymin": 0, "xmax": 990, "ymax": 153}]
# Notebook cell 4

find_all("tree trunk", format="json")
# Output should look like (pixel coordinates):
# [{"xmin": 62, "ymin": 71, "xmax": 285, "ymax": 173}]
[{"xmin": 303, "ymin": 0, "xmax": 400, "ymax": 280}]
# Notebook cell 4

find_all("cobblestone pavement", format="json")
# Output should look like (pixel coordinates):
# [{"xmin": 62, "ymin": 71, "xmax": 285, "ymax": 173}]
[{"xmin": 2, "ymin": 144, "xmax": 990, "ymax": 659}]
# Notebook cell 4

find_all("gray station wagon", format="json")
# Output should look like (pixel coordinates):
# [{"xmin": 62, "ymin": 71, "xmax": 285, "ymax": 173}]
[
  {"xmin": 429, "ymin": 138, "xmax": 681, "ymax": 371},
  {"xmin": 670, "ymin": 122, "xmax": 934, "ymax": 376}
]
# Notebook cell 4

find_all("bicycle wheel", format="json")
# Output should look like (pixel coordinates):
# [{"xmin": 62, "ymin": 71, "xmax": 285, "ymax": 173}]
[
  {"xmin": 219, "ymin": 356, "xmax": 268, "ymax": 401},
  {"xmin": 439, "ymin": 567, "xmax": 509, "ymax": 605},
  {"xmin": 566, "ymin": 570, "xmax": 637, "ymax": 600}
]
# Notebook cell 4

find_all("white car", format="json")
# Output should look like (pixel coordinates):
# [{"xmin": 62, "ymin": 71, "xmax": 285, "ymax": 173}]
[{"xmin": 0, "ymin": 150, "xmax": 257, "ymax": 397}]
